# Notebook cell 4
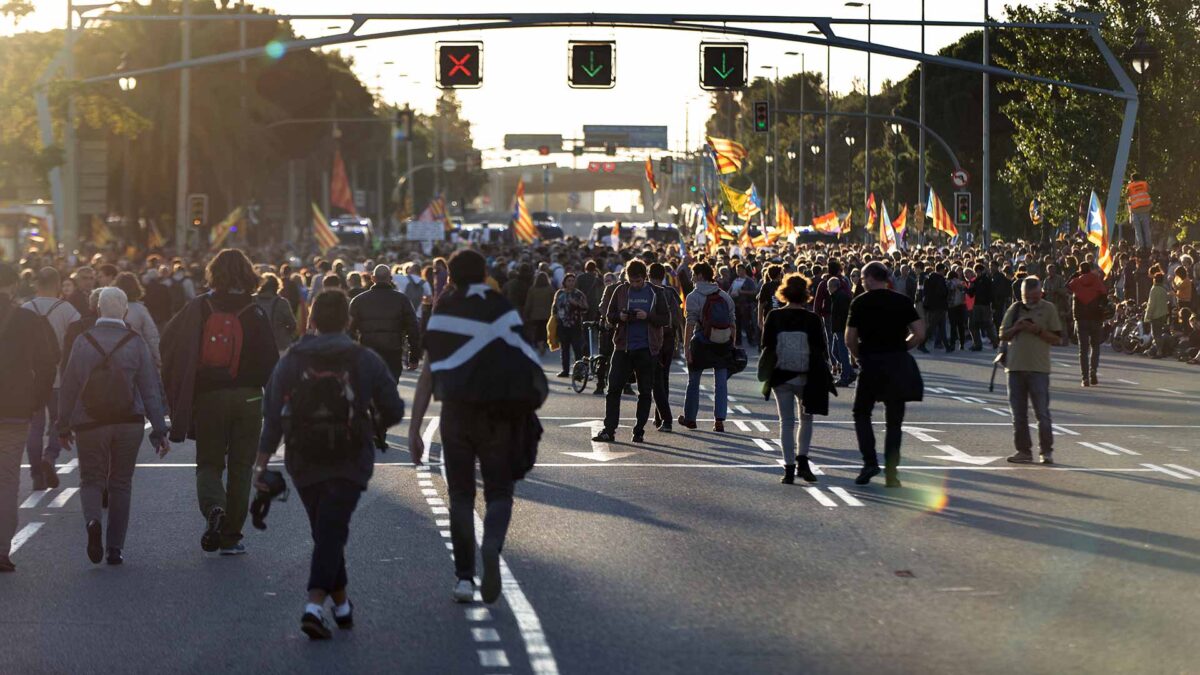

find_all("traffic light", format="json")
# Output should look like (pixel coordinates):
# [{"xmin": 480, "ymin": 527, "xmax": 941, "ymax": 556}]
[
  {"xmin": 436, "ymin": 42, "xmax": 483, "ymax": 88},
  {"xmin": 605, "ymin": 142, "xmax": 617, "ymax": 156},
  {"xmin": 689, "ymin": 184, "xmax": 698, "ymax": 193},
  {"xmin": 572, "ymin": 145, "xmax": 584, "ymax": 157},
  {"xmin": 568, "ymin": 41, "xmax": 615, "ymax": 88},
  {"xmin": 187, "ymin": 193, "xmax": 208, "ymax": 228},
  {"xmin": 394, "ymin": 107, "xmax": 413, "ymax": 140},
  {"xmin": 954, "ymin": 192, "xmax": 972, "ymax": 226},
  {"xmin": 660, "ymin": 156, "xmax": 674, "ymax": 175},
  {"xmin": 538, "ymin": 145, "xmax": 551, "ymax": 156},
  {"xmin": 753, "ymin": 101, "xmax": 769, "ymax": 133},
  {"xmin": 700, "ymin": 42, "xmax": 747, "ymax": 90}
]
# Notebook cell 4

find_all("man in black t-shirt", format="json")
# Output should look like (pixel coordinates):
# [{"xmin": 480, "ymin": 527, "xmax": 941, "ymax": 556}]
[{"xmin": 846, "ymin": 262, "xmax": 925, "ymax": 488}]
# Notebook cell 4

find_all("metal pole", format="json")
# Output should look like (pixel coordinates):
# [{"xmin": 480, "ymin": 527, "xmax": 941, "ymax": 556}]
[
  {"xmin": 865, "ymin": 4, "xmax": 872, "ymax": 211},
  {"xmin": 771, "ymin": 66, "xmax": 779, "ymax": 225},
  {"xmin": 824, "ymin": 42, "xmax": 831, "ymax": 212},
  {"xmin": 982, "ymin": 0, "xmax": 991, "ymax": 245},
  {"xmin": 174, "ymin": 0, "xmax": 191, "ymax": 251},
  {"xmin": 798, "ymin": 54, "xmax": 805, "ymax": 220},
  {"xmin": 239, "ymin": 1, "xmax": 247, "ymax": 231},
  {"xmin": 64, "ymin": 0, "xmax": 78, "ymax": 250},
  {"xmin": 919, "ymin": 0, "xmax": 927, "ymax": 211}
]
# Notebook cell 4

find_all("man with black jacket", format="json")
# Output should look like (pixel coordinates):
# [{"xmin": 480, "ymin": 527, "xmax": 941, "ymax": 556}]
[
  {"xmin": 920, "ymin": 263, "xmax": 950, "ymax": 352},
  {"xmin": 0, "ymin": 262, "xmax": 59, "ymax": 572},
  {"xmin": 968, "ymin": 262, "xmax": 997, "ymax": 350},
  {"xmin": 348, "ymin": 265, "xmax": 421, "ymax": 379}
]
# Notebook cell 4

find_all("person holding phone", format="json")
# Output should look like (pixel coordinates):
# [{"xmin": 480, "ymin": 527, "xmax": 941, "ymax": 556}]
[
  {"xmin": 58, "ymin": 287, "xmax": 170, "ymax": 566},
  {"xmin": 999, "ymin": 276, "xmax": 1063, "ymax": 465}
]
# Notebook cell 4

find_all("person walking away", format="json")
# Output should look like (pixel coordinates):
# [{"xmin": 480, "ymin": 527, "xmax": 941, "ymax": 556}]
[
  {"xmin": 593, "ymin": 273, "xmax": 621, "ymax": 396},
  {"xmin": 523, "ymin": 272, "xmax": 555, "ymax": 354},
  {"xmin": 678, "ymin": 262, "xmax": 737, "ymax": 432},
  {"xmin": 0, "ymin": 263, "xmax": 59, "ymax": 572},
  {"xmin": 58, "ymin": 287, "xmax": 169, "ymax": 566},
  {"xmin": 757, "ymin": 264, "xmax": 783, "ymax": 335},
  {"xmin": 395, "ymin": 263, "xmax": 432, "ymax": 322},
  {"xmin": 66, "ymin": 266, "xmax": 96, "ymax": 315},
  {"xmin": 999, "ymin": 277, "xmax": 1062, "ymax": 463},
  {"xmin": 161, "ymin": 249, "xmax": 279, "ymax": 555},
  {"xmin": 761, "ymin": 274, "xmax": 834, "ymax": 484},
  {"xmin": 947, "ymin": 269, "xmax": 968, "ymax": 350},
  {"xmin": 649, "ymin": 263, "xmax": 683, "ymax": 433},
  {"xmin": 1068, "ymin": 262, "xmax": 1107, "ymax": 386},
  {"xmin": 1145, "ymin": 272, "xmax": 1171, "ymax": 357},
  {"xmin": 143, "ymin": 266, "xmax": 173, "ymax": 327},
  {"xmin": 254, "ymin": 290, "xmax": 404, "ymax": 639},
  {"xmin": 503, "ymin": 263, "xmax": 534, "ymax": 323},
  {"xmin": 828, "ymin": 278, "xmax": 855, "ymax": 386},
  {"xmin": 592, "ymin": 260, "xmax": 670, "ymax": 444},
  {"xmin": 731, "ymin": 264, "xmax": 759, "ymax": 348},
  {"xmin": 575, "ymin": 260, "xmax": 604, "ymax": 322},
  {"xmin": 113, "ymin": 272, "xmax": 162, "ymax": 369},
  {"xmin": 552, "ymin": 273, "xmax": 588, "ymax": 377},
  {"xmin": 1042, "ymin": 265, "xmax": 1072, "ymax": 346},
  {"xmin": 846, "ymin": 262, "xmax": 925, "ymax": 488},
  {"xmin": 920, "ymin": 263, "xmax": 949, "ymax": 352},
  {"xmin": 255, "ymin": 273, "xmax": 298, "ymax": 355},
  {"xmin": 967, "ymin": 263, "xmax": 996, "ymax": 350},
  {"xmin": 348, "ymin": 265, "xmax": 421, "ymax": 380},
  {"xmin": 408, "ymin": 250, "xmax": 547, "ymax": 605},
  {"xmin": 1126, "ymin": 173, "xmax": 1153, "ymax": 249},
  {"xmin": 23, "ymin": 267, "xmax": 80, "ymax": 489}
]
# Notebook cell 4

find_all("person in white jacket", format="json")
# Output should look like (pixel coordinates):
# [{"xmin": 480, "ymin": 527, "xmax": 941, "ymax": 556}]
[{"xmin": 113, "ymin": 272, "xmax": 161, "ymax": 369}]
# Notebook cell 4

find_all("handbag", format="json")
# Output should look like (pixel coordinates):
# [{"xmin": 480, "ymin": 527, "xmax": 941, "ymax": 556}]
[{"xmin": 729, "ymin": 347, "xmax": 749, "ymax": 377}]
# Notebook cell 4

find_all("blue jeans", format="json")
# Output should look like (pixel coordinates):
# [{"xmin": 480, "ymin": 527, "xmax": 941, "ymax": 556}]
[
  {"xmin": 684, "ymin": 367, "xmax": 728, "ymax": 421},
  {"xmin": 1007, "ymin": 371, "xmax": 1053, "ymax": 455},
  {"xmin": 773, "ymin": 378, "xmax": 814, "ymax": 465},
  {"xmin": 27, "ymin": 387, "xmax": 61, "ymax": 471},
  {"xmin": 831, "ymin": 332, "xmax": 854, "ymax": 382},
  {"xmin": 1131, "ymin": 210, "xmax": 1152, "ymax": 248}
]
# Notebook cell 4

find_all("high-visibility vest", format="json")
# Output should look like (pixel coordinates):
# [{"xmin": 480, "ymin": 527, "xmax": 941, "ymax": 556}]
[{"xmin": 1127, "ymin": 180, "xmax": 1152, "ymax": 210}]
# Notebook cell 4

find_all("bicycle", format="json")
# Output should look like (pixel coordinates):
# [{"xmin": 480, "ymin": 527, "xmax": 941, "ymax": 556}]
[{"xmin": 571, "ymin": 321, "xmax": 608, "ymax": 394}]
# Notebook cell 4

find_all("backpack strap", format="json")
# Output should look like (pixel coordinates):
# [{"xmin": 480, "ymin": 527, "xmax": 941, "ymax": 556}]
[
  {"xmin": 33, "ymin": 299, "xmax": 66, "ymax": 318},
  {"xmin": 84, "ymin": 330, "xmax": 137, "ymax": 366}
]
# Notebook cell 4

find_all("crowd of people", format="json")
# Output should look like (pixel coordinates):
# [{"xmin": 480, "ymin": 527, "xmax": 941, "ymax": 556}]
[{"xmin": 1, "ymin": 225, "xmax": 1195, "ymax": 638}]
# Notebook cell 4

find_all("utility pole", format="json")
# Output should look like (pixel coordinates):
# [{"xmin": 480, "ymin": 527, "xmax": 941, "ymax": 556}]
[
  {"xmin": 824, "ymin": 42, "xmax": 831, "ymax": 213},
  {"xmin": 174, "ymin": 0, "xmax": 191, "ymax": 251},
  {"xmin": 64, "ymin": 0, "xmax": 78, "ymax": 250},
  {"xmin": 866, "ymin": 4, "xmax": 872, "ymax": 211},
  {"xmin": 798, "ymin": 53, "xmax": 805, "ymax": 220},
  {"xmin": 982, "ymin": 0, "xmax": 992, "ymax": 245},
  {"xmin": 919, "ymin": 0, "xmax": 927, "ymax": 212}
]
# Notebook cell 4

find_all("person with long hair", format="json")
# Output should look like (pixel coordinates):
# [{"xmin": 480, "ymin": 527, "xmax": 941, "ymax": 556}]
[{"xmin": 113, "ymin": 271, "xmax": 161, "ymax": 368}]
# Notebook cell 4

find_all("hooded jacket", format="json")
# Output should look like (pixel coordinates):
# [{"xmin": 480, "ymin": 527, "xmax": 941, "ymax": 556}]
[
  {"xmin": 258, "ymin": 333, "xmax": 404, "ymax": 490},
  {"xmin": 1068, "ymin": 272, "xmax": 1108, "ymax": 321},
  {"xmin": 604, "ymin": 282, "xmax": 670, "ymax": 356}
]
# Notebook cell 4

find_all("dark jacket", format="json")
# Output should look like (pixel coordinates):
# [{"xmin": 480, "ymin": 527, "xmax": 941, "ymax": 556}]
[
  {"xmin": 830, "ymin": 291, "xmax": 851, "ymax": 335},
  {"xmin": 258, "ymin": 333, "xmax": 404, "ymax": 490},
  {"xmin": 991, "ymin": 274, "xmax": 1012, "ymax": 309},
  {"xmin": 255, "ymin": 291, "xmax": 297, "ymax": 351},
  {"xmin": 968, "ymin": 274, "xmax": 994, "ymax": 306},
  {"xmin": 161, "ymin": 291, "xmax": 278, "ymax": 442},
  {"xmin": 604, "ymin": 282, "xmax": 670, "ymax": 355},
  {"xmin": 922, "ymin": 273, "xmax": 948, "ymax": 311},
  {"xmin": 348, "ymin": 283, "xmax": 421, "ymax": 356},
  {"xmin": 62, "ymin": 314, "xmax": 97, "ymax": 375},
  {"xmin": 760, "ymin": 307, "xmax": 835, "ymax": 416},
  {"xmin": 503, "ymin": 274, "xmax": 533, "ymax": 320},
  {"xmin": 1069, "ymin": 271, "xmax": 1108, "ymax": 321},
  {"xmin": 0, "ymin": 298, "xmax": 58, "ymax": 419}
]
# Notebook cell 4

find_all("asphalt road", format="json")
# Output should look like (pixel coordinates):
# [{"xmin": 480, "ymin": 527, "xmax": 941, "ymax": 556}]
[{"xmin": 3, "ymin": 343, "xmax": 1198, "ymax": 674}]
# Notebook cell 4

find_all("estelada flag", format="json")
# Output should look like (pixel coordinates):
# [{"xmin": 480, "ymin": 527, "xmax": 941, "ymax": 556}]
[
  {"xmin": 645, "ymin": 157, "xmax": 658, "ymax": 193},
  {"xmin": 866, "ymin": 193, "xmax": 878, "ymax": 230},
  {"xmin": 311, "ymin": 203, "xmax": 339, "ymax": 253},
  {"xmin": 926, "ymin": 187, "xmax": 958, "ymax": 238},
  {"xmin": 892, "ymin": 205, "xmax": 908, "ymax": 237},
  {"xmin": 510, "ymin": 180, "xmax": 538, "ymax": 244},
  {"xmin": 209, "ymin": 207, "xmax": 244, "ymax": 250},
  {"xmin": 879, "ymin": 203, "xmax": 899, "ymax": 255},
  {"xmin": 1029, "ymin": 197, "xmax": 1043, "ymax": 226},
  {"xmin": 812, "ymin": 210, "xmax": 839, "ymax": 233},
  {"xmin": 707, "ymin": 136, "xmax": 748, "ymax": 175},
  {"xmin": 1084, "ymin": 190, "xmax": 1105, "ymax": 246},
  {"xmin": 330, "ymin": 147, "xmax": 357, "ymax": 216},
  {"xmin": 839, "ymin": 209, "xmax": 854, "ymax": 235}
]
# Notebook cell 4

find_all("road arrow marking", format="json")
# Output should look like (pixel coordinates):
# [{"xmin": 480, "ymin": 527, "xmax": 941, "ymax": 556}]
[
  {"xmin": 925, "ymin": 444, "xmax": 1001, "ymax": 465},
  {"xmin": 562, "ymin": 420, "xmax": 638, "ymax": 462},
  {"xmin": 902, "ymin": 426, "xmax": 943, "ymax": 443},
  {"xmin": 712, "ymin": 52, "xmax": 735, "ymax": 79},
  {"xmin": 581, "ymin": 50, "xmax": 604, "ymax": 77}
]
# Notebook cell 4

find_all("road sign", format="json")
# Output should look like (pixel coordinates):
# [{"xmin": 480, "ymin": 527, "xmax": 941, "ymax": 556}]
[
  {"xmin": 753, "ymin": 101, "xmax": 769, "ymax": 133},
  {"xmin": 436, "ymin": 42, "xmax": 482, "ymax": 88},
  {"xmin": 568, "ymin": 41, "xmax": 615, "ymax": 89},
  {"xmin": 700, "ymin": 42, "xmax": 747, "ymax": 90},
  {"xmin": 187, "ymin": 193, "xmax": 209, "ymax": 228},
  {"xmin": 583, "ymin": 125, "xmax": 669, "ymax": 149},
  {"xmin": 954, "ymin": 192, "xmax": 972, "ymax": 226},
  {"xmin": 504, "ymin": 134, "xmax": 564, "ymax": 151},
  {"xmin": 950, "ymin": 169, "xmax": 970, "ymax": 188},
  {"xmin": 441, "ymin": 158, "xmax": 458, "ymax": 172}
]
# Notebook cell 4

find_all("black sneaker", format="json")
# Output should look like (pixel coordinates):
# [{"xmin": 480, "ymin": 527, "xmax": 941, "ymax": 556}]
[
  {"xmin": 1006, "ymin": 452, "xmax": 1034, "ymax": 464},
  {"xmin": 657, "ymin": 425, "xmax": 672, "ymax": 433},
  {"xmin": 86, "ymin": 520, "xmax": 103, "ymax": 564},
  {"xmin": 796, "ymin": 458, "xmax": 818, "ymax": 483},
  {"xmin": 105, "ymin": 548, "xmax": 123, "ymax": 566},
  {"xmin": 1039, "ymin": 453, "xmax": 1054, "ymax": 465},
  {"xmin": 591, "ymin": 430, "xmax": 615, "ymax": 443},
  {"xmin": 676, "ymin": 416, "xmax": 697, "ymax": 430},
  {"xmin": 301, "ymin": 610, "xmax": 332, "ymax": 640},
  {"xmin": 592, "ymin": 387, "xmax": 606, "ymax": 396},
  {"xmin": 334, "ymin": 601, "xmax": 354, "ymax": 629},
  {"xmin": 1089, "ymin": 375, "xmax": 1098, "ymax": 386},
  {"xmin": 855, "ymin": 465, "xmax": 881, "ymax": 485},
  {"xmin": 481, "ymin": 543, "xmax": 502, "ymax": 605},
  {"xmin": 780, "ymin": 465, "xmax": 796, "ymax": 485},
  {"xmin": 42, "ymin": 462, "xmax": 60, "ymax": 490},
  {"xmin": 201, "ymin": 507, "xmax": 225, "ymax": 553},
  {"xmin": 631, "ymin": 430, "xmax": 645, "ymax": 443},
  {"xmin": 555, "ymin": 370, "xmax": 570, "ymax": 378}
]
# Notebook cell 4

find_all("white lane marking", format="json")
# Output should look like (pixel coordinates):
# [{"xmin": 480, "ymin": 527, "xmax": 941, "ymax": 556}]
[
  {"xmin": 47, "ymin": 487, "xmax": 78, "ymax": 508},
  {"xmin": 727, "ymin": 395, "xmax": 738, "ymax": 402},
  {"xmin": 1164, "ymin": 464, "xmax": 1200, "ymax": 479},
  {"xmin": 1052, "ymin": 425, "xmax": 1079, "ymax": 436},
  {"xmin": 828, "ymin": 487, "xmax": 864, "ymax": 506},
  {"xmin": 751, "ymin": 420, "xmax": 770, "ymax": 432},
  {"xmin": 1157, "ymin": 388, "xmax": 1185, "ymax": 395},
  {"xmin": 902, "ymin": 426, "xmax": 941, "ymax": 442},
  {"xmin": 1099, "ymin": 442, "xmax": 1140, "ymax": 456},
  {"xmin": 421, "ymin": 489, "xmax": 438, "ymax": 496},
  {"xmin": 939, "ymin": 388, "xmax": 958, "ymax": 394},
  {"xmin": 732, "ymin": 420, "xmax": 751, "ymax": 432},
  {"xmin": 20, "ymin": 491, "xmax": 48, "ymax": 509},
  {"xmin": 734, "ymin": 405, "xmax": 750, "ymax": 414},
  {"xmin": 57, "ymin": 458, "xmax": 78, "ymax": 475},
  {"xmin": 10, "ymin": 522, "xmax": 43, "ymax": 554},
  {"xmin": 962, "ymin": 396, "xmax": 986, "ymax": 404},
  {"xmin": 478, "ymin": 650, "xmax": 511, "ymax": 667},
  {"xmin": 426, "ymin": 497, "xmax": 445, "ymax": 506},
  {"xmin": 1141, "ymin": 463, "xmax": 1194, "ymax": 480},
  {"xmin": 951, "ymin": 396, "xmax": 974, "ymax": 404},
  {"xmin": 752, "ymin": 438, "xmax": 774, "ymax": 453},
  {"xmin": 804, "ymin": 487, "xmax": 839, "ymax": 507},
  {"xmin": 1117, "ymin": 378, "xmax": 1139, "ymax": 385},
  {"xmin": 466, "ymin": 608, "xmax": 492, "ymax": 622},
  {"xmin": 439, "ymin": 530, "xmax": 451, "ymax": 538},
  {"xmin": 1078, "ymin": 441, "xmax": 1119, "ymax": 456},
  {"xmin": 534, "ymin": 417, "xmax": 1200, "ymax": 428},
  {"xmin": 926, "ymin": 387, "xmax": 947, "ymax": 394},
  {"xmin": 1054, "ymin": 361, "xmax": 1072, "ymax": 369},
  {"xmin": 472, "ymin": 628, "xmax": 502, "ymax": 642},
  {"xmin": 983, "ymin": 407, "xmax": 1010, "ymax": 417},
  {"xmin": 431, "ymin": 506, "xmax": 449, "ymax": 515},
  {"xmin": 436, "ymin": 519, "xmax": 450, "ymax": 527}
]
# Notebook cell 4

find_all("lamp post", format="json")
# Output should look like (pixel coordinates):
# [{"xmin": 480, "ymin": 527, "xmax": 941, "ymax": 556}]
[
  {"xmin": 785, "ymin": 50, "xmax": 805, "ymax": 219},
  {"xmin": 761, "ymin": 64, "xmax": 778, "ymax": 223},
  {"xmin": 808, "ymin": 29, "xmax": 831, "ymax": 213},
  {"xmin": 1125, "ymin": 26, "xmax": 1158, "ymax": 171},
  {"xmin": 889, "ymin": 121, "xmax": 903, "ymax": 207},
  {"xmin": 787, "ymin": 147, "xmax": 799, "ymax": 217},
  {"xmin": 844, "ymin": 134, "xmax": 856, "ymax": 219},
  {"xmin": 809, "ymin": 143, "xmax": 822, "ymax": 219},
  {"xmin": 846, "ymin": 2, "xmax": 871, "ymax": 210},
  {"xmin": 117, "ymin": 56, "xmax": 137, "ymax": 240}
]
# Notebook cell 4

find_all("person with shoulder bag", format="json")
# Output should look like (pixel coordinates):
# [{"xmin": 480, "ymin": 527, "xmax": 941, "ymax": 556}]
[
  {"xmin": 760, "ymin": 273, "xmax": 835, "ymax": 484},
  {"xmin": 679, "ymin": 262, "xmax": 737, "ymax": 432},
  {"xmin": 254, "ymin": 290, "xmax": 404, "ymax": 640},
  {"xmin": 255, "ymin": 273, "xmax": 298, "ymax": 354},
  {"xmin": 22, "ymin": 267, "xmax": 80, "ymax": 489}
]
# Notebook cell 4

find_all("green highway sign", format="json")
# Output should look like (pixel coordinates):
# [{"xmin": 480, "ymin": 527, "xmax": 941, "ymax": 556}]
[
  {"xmin": 700, "ymin": 42, "xmax": 747, "ymax": 90},
  {"xmin": 569, "ymin": 41, "xmax": 615, "ymax": 89}
]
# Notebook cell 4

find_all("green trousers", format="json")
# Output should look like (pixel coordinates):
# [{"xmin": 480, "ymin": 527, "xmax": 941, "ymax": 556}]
[{"xmin": 194, "ymin": 387, "xmax": 263, "ymax": 548}]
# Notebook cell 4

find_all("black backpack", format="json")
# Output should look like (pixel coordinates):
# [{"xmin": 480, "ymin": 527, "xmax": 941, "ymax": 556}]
[
  {"xmin": 284, "ymin": 349, "xmax": 363, "ymax": 464},
  {"xmin": 81, "ymin": 330, "xmax": 139, "ymax": 424}
]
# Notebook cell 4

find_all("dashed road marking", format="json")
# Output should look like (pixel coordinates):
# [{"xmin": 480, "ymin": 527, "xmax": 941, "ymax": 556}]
[
  {"xmin": 1157, "ymin": 388, "xmax": 1185, "ymax": 395},
  {"xmin": 466, "ymin": 608, "xmax": 493, "ymax": 622},
  {"xmin": 752, "ymin": 438, "xmax": 774, "ymax": 453},
  {"xmin": 804, "ymin": 487, "xmax": 839, "ymax": 507},
  {"xmin": 751, "ymin": 420, "xmax": 769, "ymax": 432},
  {"xmin": 10, "ymin": 522, "xmax": 43, "ymax": 554},
  {"xmin": 1163, "ymin": 464, "xmax": 1200, "ymax": 479},
  {"xmin": 20, "ymin": 491, "xmax": 48, "ymax": 509},
  {"xmin": 47, "ymin": 487, "xmax": 78, "ymax": 508},
  {"xmin": 1117, "ymin": 378, "xmax": 1139, "ymax": 385},
  {"xmin": 478, "ymin": 649, "xmax": 511, "ymax": 667},
  {"xmin": 1141, "ymin": 463, "xmax": 1194, "ymax": 480},
  {"xmin": 732, "ymin": 420, "xmax": 751, "ymax": 432},
  {"xmin": 1052, "ymin": 425, "xmax": 1080, "ymax": 436},
  {"xmin": 962, "ymin": 396, "xmax": 987, "ymax": 404},
  {"xmin": 57, "ymin": 458, "xmax": 78, "ymax": 475},
  {"xmin": 828, "ymin": 487, "xmax": 864, "ymax": 506},
  {"xmin": 472, "ymin": 628, "xmax": 502, "ymax": 642},
  {"xmin": 983, "ymin": 407, "xmax": 1010, "ymax": 417},
  {"xmin": 1099, "ymin": 442, "xmax": 1139, "ymax": 456},
  {"xmin": 734, "ymin": 405, "xmax": 751, "ymax": 414},
  {"xmin": 1078, "ymin": 441, "xmax": 1119, "ymax": 456}
]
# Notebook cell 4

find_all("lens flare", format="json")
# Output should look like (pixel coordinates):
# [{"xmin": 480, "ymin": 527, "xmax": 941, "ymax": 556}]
[{"xmin": 265, "ymin": 41, "xmax": 286, "ymax": 60}]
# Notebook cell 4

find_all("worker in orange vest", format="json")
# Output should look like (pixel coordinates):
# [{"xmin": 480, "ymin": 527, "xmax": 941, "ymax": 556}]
[{"xmin": 1125, "ymin": 173, "xmax": 1153, "ymax": 249}]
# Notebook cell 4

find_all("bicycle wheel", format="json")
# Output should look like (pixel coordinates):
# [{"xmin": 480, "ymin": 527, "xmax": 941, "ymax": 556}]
[{"xmin": 570, "ymin": 359, "xmax": 590, "ymax": 393}]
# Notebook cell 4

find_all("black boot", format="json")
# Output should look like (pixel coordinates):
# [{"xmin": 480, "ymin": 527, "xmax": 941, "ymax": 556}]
[
  {"xmin": 780, "ymin": 464, "xmax": 795, "ymax": 485},
  {"xmin": 796, "ymin": 457, "xmax": 818, "ymax": 483}
]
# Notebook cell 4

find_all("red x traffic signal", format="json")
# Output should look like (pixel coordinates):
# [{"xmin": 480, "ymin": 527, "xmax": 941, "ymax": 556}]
[{"xmin": 437, "ymin": 42, "xmax": 483, "ymax": 88}]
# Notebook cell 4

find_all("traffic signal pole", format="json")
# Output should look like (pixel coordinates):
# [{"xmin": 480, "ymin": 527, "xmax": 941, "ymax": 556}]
[
  {"xmin": 982, "ymin": 0, "xmax": 991, "ymax": 246},
  {"xmin": 174, "ymin": 0, "xmax": 191, "ymax": 250}
]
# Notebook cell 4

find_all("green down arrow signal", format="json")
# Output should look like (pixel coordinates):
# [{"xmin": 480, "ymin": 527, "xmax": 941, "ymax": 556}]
[
  {"xmin": 581, "ymin": 50, "xmax": 604, "ymax": 78},
  {"xmin": 712, "ymin": 52, "xmax": 735, "ymax": 79}
]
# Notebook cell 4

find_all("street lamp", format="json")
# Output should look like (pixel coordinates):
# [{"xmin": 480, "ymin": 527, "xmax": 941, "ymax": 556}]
[
  {"xmin": 118, "ymin": 75, "xmax": 137, "ymax": 92},
  {"xmin": 846, "ymin": 1, "xmax": 872, "ymax": 210},
  {"xmin": 1124, "ymin": 26, "xmax": 1158, "ymax": 171},
  {"xmin": 844, "ymin": 135, "xmax": 856, "ymax": 217},
  {"xmin": 889, "ymin": 121, "xmax": 903, "ymax": 205},
  {"xmin": 116, "ymin": 55, "xmax": 136, "ymax": 234}
]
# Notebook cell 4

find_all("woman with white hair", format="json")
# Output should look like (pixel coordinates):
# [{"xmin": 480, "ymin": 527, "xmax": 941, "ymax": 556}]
[{"xmin": 58, "ymin": 287, "xmax": 169, "ymax": 566}]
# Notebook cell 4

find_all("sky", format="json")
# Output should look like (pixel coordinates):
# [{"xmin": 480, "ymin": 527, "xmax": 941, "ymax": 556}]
[{"xmin": 5, "ymin": 0, "xmax": 1054, "ymax": 168}]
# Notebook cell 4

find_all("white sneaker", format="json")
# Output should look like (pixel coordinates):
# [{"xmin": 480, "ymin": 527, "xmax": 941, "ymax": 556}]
[{"xmin": 453, "ymin": 579, "xmax": 476, "ymax": 603}]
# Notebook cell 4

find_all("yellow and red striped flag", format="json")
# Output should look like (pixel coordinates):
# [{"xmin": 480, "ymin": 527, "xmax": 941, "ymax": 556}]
[
  {"xmin": 812, "ymin": 210, "xmax": 840, "ymax": 233},
  {"xmin": 892, "ymin": 205, "xmax": 908, "ymax": 237},
  {"xmin": 510, "ymin": 180, "xmax": 538, "ymax": 244},
  {"xmin": 330, "ymin": 147, "xmax": 357, "ymax": 216},
  {"xmin": 866, "ymin": 193, "xmax": 878, "ymax": 230},
  {"xmin": 706, "ymin": 136, "xmax": 748, "ymax": 175},
  {"xmin": 771, "ymin": 196, "xmax": 795, "ymax": 243},
  {"xmin": 645, "ymin": 157, "xmax": 658, "ymax": 193},
  {"xmin": 839, "ymin": 209, "xmax": 854, "ymax": 235},
  {"xmin": 209, "ymin": 207, "xmax": 244, "ymax": 250},
  {"xmin": 926, "ymin": 188, "xmax": 958, "ymax": 238},
  {"xmin": 312, "ymin": 203, "xmax": 339, "ymax": 253},
  {"xmin": 1089, "ymin": 191, "xmax": 1115, "ymax": 275}
]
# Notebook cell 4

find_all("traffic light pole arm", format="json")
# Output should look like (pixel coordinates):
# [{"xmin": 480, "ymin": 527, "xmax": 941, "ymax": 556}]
[{"xmin": 772, "ymin": 107, "xmax": 962, "ymax": 173}]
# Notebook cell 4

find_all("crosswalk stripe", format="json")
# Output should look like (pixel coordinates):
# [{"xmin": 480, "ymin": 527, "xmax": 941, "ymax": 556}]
[
  {"xmin": 828, "ymin": 487, "xmax": 864, "ymax": 506},
  {"xmin": 20, "ymin": 491, "xmax": 48, "ymax": 509},
  {"xmin": 1163, "ymin": 464, "xmax": 1200, "ymax": 478},
  {"xmin": 1052, "ymin": 425, "xmax": 1080, "ymax": 436},
  {"xmin": 732, "ymin": 420, "xmax": 751, "ymax": 432},
  {"xmin": 1099, "ymin": 442, "xmax": 1140, "ymax": 456},
  {"xmin": 983, "ymin": 407, "xmax": 1010, "ymax": 417},
  {"xmin": 1141, "ymin": 463, "xmax": 1194, "ymax": 480},
  {"xmin": 752, "ymin": 438, "xmax": 774, "ymax": 453},
  {"xmin": 804, "ymin": 487, "xmax": 839, "ymax": 507},
  {"xmin": 751, "ymin": 420, "xmax": 769, "ymax": 432},
  {"xmin": 10, "ymin": 522, "xmax": 43, "ymax": 554},
  {"xmin": 47, "ymin": 487, "xmax": 78, "ymax": 508},
  {"xmin": 57, "ymin": 458, "xmax": 78, "ymax": 475},
  {"xmin": 1078, "ymin": 441, "xmax": 1119, "ymax": 455},
  {"xmin": 734, "ymin": 405, "xmax": 750, "ymax": 414}
]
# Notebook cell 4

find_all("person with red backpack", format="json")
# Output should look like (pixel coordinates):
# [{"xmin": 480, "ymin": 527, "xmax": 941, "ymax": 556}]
[
  {"xmin": 162, "ymin": 249, "xmax": 278, "ymax": 556},
  {"xmin": 678, "ymin": 262, "xmax": 737, "ymax": 432}
]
